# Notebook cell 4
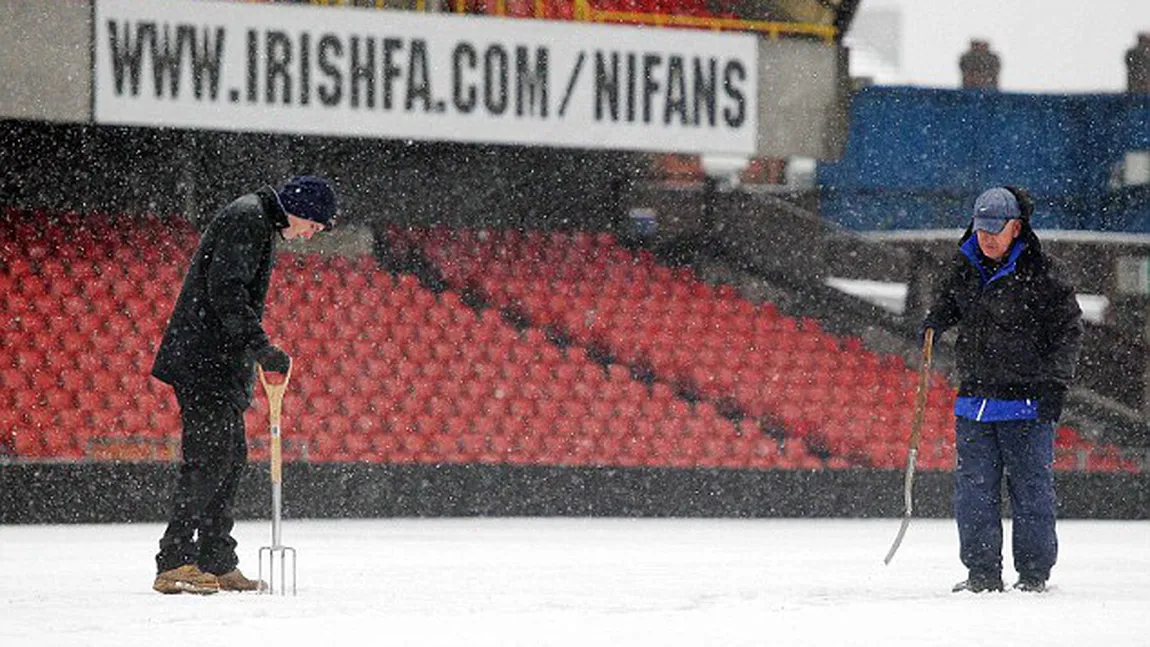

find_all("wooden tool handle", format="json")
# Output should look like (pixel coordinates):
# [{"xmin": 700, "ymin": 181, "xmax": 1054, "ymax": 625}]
[
  {"xmin": 908, "ymin": 328, "xmax": 934, "ymax": 450},
  {"xmin": 257, "ymin": 361, "xmax": 293, "ymax": 427}
]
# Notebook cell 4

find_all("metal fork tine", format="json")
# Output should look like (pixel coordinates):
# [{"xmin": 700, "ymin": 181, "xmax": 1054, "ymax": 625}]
[{"xmin": 259, "ymin": 545, "xmax": 296, "ymax": 595}]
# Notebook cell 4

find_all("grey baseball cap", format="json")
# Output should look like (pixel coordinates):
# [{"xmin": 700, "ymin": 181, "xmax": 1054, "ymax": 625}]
[{"xmin": 972, "ymin": 187, "xmax": 1021, "ymax": 234}]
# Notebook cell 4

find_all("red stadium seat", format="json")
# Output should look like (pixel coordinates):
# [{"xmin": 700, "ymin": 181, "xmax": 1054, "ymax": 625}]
[{"xmin": 5, "ymin": 216, "xmax": 1135, "ymax": 473}]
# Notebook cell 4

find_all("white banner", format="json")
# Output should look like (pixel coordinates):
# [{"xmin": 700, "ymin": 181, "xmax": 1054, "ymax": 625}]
[{"xmin": 93, "ymin": 0, "xmax": 759, "ymax": 155}]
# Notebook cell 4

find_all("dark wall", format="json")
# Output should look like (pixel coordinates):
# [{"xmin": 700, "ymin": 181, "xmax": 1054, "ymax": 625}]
[
  {"xmin": 2, "ymin": 463, "xmax": 1146, "ymax": 524},
  {"xmin": 0, "ymin": 119, "xmax": 642, "ymax": 233},
  {"xmin": 1077, "ymin": 317, "xmax": 1147, "ymax": 413}
]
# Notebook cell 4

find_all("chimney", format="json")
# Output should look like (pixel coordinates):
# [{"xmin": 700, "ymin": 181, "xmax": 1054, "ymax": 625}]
[
  {"xmin": 959, "ymin": 39, "xmax": 1000, "ymax": 90},
  {"xmin": 1127, "ymin": 32, "xmax": 1150, "ymax": 94}
]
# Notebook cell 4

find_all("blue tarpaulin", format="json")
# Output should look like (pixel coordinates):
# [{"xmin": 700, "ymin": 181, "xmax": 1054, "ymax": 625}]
[{"xmin": 817, "ymin": 87, "xmax": 1150, "ymax": 231}]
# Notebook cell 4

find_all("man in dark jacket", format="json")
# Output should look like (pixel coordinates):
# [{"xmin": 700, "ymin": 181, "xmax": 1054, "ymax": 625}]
[
  {"xmin": 151, "ymin": 176, "xmax": 337, "ymax": 594},
  {"xmin": 922, "ymin": 186, "xmax": 1082, "ymax": 595}
]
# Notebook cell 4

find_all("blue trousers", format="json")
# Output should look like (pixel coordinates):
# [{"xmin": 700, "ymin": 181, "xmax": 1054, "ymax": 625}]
[{"xmin": 954, "ymin": 417, "xmax": 1057, "ymax": 581}]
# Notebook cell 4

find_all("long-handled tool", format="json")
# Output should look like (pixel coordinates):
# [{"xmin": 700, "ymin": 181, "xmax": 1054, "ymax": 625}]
[
  {"xmin": 257, "ymin": 362, "xmax": 297, "ymax": 595},
  {"xmin": 883, "ymin": 328, "xmax": 934, "ymax": 565}
]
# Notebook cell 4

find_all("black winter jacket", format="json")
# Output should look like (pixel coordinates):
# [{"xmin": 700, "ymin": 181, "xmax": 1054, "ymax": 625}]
[
  {"xmin": 152, "ymin": 187, "xmax": 287, "ymax": 408},
  {"xmin": 922, "ymin": 224, "xmax": 1083, "ymax": 421}
]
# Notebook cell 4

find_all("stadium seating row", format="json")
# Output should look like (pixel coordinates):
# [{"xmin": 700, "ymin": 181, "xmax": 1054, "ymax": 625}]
[
  {"xmin": 0, "ymin": 207, "xmax": 1140, "ymax": 473},
  {"xmin": 391, "ymin": 224, "xmax": 1141, "ymax": 473},
  {"xmin": 458, "ymin": 0, "xmax": 724, "ymax": 23}
]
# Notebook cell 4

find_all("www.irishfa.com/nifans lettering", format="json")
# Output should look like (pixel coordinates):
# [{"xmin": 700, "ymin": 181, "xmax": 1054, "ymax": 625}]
[{"xmin": 102, "ymin": 20, "xmax": 749, "ymax": 128}]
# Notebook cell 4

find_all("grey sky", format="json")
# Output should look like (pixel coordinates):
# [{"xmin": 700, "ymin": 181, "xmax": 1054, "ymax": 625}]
[{"xmin": 847, "ymin": 0, "xmax": 1150, "ymax": 93}]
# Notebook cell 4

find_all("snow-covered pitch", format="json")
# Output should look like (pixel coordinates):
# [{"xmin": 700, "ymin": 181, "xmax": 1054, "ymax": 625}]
[{"xmin": 2, "ymin": 518, "xmax": 1147, "ymax": 646}]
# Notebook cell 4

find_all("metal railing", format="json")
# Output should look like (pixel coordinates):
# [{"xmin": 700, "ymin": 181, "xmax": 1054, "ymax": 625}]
[{"xmin": 294, "ymin": 0, "xmax": 837, "ymax": 41}]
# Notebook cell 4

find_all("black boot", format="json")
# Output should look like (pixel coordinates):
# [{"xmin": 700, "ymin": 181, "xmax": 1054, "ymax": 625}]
[
  {"xmin": 952, "ymin": 572, "xmax": 1004, "ymax": 593},
  {"xmin": 1013, "ymin": 575, "xmax": 1047, "ymax": 592}
]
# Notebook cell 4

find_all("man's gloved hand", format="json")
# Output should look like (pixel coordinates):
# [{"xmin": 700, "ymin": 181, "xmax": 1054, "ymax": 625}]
[
  {"xmin": 1036, "ymin": 384, "xmax": 1067, "ymax": 423},
  {"xmin": 255, "ymin": 344, "xmax": 291, "ymax": 373}
]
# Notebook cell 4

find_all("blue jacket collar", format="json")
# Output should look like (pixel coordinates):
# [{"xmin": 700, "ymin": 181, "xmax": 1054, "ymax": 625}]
[{"xmin": 960, "ymin": 236, "xmax": 1027, "ymax": 287}]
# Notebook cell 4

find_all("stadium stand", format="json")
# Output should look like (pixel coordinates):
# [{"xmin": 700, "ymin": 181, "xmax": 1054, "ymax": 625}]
[
  {"xmin": 304, "ymin": 0, "xmax": 841, "ymax": 39},
  {"xmin": 0, "ymin": 206, "xmax": 1140, "ymax": 473}
]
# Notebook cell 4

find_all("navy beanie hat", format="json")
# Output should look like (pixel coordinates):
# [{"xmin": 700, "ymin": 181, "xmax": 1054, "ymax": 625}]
[{"xmin": 278, "ymin": 176, "xmax": 337, "ymax": 229}]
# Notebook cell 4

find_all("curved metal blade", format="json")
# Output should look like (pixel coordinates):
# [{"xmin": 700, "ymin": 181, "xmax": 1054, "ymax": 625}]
[{"xmin": 883, "ymin": 514, "xmax": 912, "ymax": 565}]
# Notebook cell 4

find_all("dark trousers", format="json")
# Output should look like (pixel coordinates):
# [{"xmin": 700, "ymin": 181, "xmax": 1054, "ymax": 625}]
[
  {"xmin": 156, "ymin": 387, "xmax": 248, "ymax": 575},
  {"xmin": 954, "ymin": 417, "xmax": 1057, "ymax": 581}
]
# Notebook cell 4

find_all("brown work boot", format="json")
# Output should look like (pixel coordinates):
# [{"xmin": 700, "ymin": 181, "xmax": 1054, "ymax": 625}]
[
  {"xmin": 153, "ymin": 565, "xmax": 220, "ymax": 595},
  {"xmin": 216, "ymin": 568, "xmax": 268, "ymax": 592}
]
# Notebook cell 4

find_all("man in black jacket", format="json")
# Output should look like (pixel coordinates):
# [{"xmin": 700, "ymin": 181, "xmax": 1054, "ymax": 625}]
[
  {"xmin": 151, "ymin": 176, "xmax": 337, "ymax": 594},
  {"xmin": 922, "ymin": 186, "xmax": 1082, "ymax": 595}
]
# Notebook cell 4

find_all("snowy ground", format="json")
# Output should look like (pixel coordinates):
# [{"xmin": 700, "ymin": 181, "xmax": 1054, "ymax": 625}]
[{"xmin": 2, "ymin": 518, "xmax": 1147, "ymax": 646}]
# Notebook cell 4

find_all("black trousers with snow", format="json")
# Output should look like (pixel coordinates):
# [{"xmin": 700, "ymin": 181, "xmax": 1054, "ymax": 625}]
[{"xmin": 155, "ymin": 387, "xmax": 248, "ymax": 575}]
